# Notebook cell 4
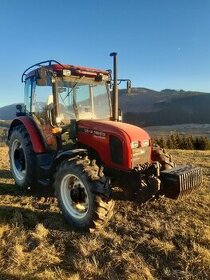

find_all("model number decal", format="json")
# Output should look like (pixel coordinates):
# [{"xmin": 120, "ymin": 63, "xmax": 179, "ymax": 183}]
[{"xmin": 83, "ymin": 128, "xmax": 106, "ymax": 138}]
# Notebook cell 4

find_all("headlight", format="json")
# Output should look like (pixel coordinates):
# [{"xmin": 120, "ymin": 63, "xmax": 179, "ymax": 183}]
[
  {"xmin": 131, "ymin": 140, "xmax": 150, "ymax": 149},
  {"xmin": 131, "ymin": 141, "xmax": 139, "ymax": 149},
  {"xmin": 140, "ymin": 140, "xmax": 150, "ymax": 147}
]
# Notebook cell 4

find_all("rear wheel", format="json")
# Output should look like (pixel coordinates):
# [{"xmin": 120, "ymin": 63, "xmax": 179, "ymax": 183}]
[
  {"xmin": 54, "ymin": 157, "xmax": 115, "ymax": 231},
  {"xmin": 9, "ymin": 125, "xmax": 34, "ymax": 188}
]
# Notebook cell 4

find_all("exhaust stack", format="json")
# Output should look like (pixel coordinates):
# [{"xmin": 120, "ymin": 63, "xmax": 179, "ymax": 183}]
[{"xmin": 110, "ymin": 52, "xmax": 118, "ymax": 121}]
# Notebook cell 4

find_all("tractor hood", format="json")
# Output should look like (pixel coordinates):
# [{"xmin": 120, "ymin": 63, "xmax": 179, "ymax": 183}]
[
  {"xmin": 77, "ymin": 120, "xmax": 151, "ymax": 170},
  {"xmin": 78, "ymin": 120, "xmax": 151, "ymax": 142}
]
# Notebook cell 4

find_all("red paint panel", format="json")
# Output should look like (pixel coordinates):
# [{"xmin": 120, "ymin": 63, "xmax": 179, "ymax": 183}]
[
  {"xmin": 10, "ymin": 117, "xmax": 46, "ymax": 153},
  {"xmin": 78, "ymin": 120, "xmax": 151, "ymax": 170},
  {"xmin": 26, "ymin": 64, "xmax": 109, "ymax": 80},
  {"xmin": 51, "ymin": 64, "xmax": 109, "ymax": 76}
]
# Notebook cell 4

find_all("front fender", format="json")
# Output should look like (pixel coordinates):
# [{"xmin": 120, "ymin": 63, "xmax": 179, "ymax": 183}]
[
  {"xmin": 51, "ymin": 149, "xmax": 112, "ymax": 198},
  {"xmin": 50, "ymin": 149, "xmax": 87, "ymax": 177}
]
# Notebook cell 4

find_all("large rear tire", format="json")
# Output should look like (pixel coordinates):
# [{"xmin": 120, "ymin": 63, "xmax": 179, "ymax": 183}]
[
  {"xmin": 54, "ymin": 157, "xmax": 115, "ymax": 231},
  {"xmin": 9, "ymin": 125, "xmax": 34, "ymax": 189}
]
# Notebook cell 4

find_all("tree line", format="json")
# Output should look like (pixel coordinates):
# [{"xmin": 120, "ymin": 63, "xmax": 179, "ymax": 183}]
[{"xmin": 153, "ymin": 134, "xmax": 210, "ymax": 150}]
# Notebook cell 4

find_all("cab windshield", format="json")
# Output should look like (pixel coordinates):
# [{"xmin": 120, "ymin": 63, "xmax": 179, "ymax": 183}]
[{"xmin": 57, "ymin": 79, "xmax": 111, "ymax": 123}]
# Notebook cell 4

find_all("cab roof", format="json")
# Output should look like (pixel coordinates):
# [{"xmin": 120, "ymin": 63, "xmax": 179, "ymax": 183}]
[{"xmin": 22, "ymin": 60, "xmax": 110, "ymax": 82}]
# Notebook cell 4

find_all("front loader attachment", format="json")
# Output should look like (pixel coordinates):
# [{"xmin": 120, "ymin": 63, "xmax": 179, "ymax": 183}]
[{"xmin": 160, "ymin": 165, "xmax": 203, "ymax": 199}]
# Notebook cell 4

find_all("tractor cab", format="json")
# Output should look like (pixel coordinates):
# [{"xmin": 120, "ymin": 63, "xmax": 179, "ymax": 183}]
[{"xmin": 21, "ymin": 60, "xmax": 112, "ymax": 149}]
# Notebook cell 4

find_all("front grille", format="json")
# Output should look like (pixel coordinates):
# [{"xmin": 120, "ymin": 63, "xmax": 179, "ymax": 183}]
[
  {"xmin": 110, "ymin": 135, "xmax": 123, "ymax": 165},
  {"xmin": 131, "ymin": 146, "xmax": 151, "ymax": 168},
  {"xmin": 160, "ymin": 165, "xmax": 203, "ymax": 199}
]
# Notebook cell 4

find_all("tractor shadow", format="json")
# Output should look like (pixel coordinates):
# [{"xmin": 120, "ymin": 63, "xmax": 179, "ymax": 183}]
[
  {"xmin": 0, "ymin": 273, "xmax": 21, "ymax": 280},
  {"xmin": 0, "ymin": 169, "xmax": 12, "ymax": 179},
  {"xmin": 112, "ymin": 190, "xmax": 131, "ymax": 201},
  {"xmin": 0, "ymin": 180, "xmax": 54, "ymax": 198},
  {"xmin": 0, "ymin": 168, "xmax": 55, "ymax": 198},
  {"xmin": 0, "ymin": 170, "xmax": 73, "ymax": 232},
  {"xmin": 0, "ymin": 204, "xmax": 69, "ymax": 231}
]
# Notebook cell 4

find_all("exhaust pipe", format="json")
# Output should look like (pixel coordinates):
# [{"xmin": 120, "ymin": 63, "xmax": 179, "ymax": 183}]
[{"xmin": 110, "ymin": 52, "xmax": 118, "ymax": 121}]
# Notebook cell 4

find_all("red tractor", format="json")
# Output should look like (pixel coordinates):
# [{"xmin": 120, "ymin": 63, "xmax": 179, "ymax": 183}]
[{"xmin": 8, "ymin": 53, "xmax": 203, "ymax": 231}]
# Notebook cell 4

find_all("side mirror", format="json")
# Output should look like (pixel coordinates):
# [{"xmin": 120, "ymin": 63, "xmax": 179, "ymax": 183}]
[
  {"xmin": 16, "ymin": 104, "xmax": 23, "ymax": 112},
  {"xmin": 16, "ymin": 104, "xmax": 26, "ymax": 117},
  {"xmin": 127, "ymin": 80, "xmax": 132, "ymax": 95}
]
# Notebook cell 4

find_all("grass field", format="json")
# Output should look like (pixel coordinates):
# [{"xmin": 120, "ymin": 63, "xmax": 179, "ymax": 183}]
[{"xmin": 0, "ymin": 147, "xmax": 209, "ymax": 280}]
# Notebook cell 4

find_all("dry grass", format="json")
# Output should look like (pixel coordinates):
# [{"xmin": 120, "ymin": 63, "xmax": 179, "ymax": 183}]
[{"xmin": 0, "ymin": 147, "xmax": 209, "ymax": 279}]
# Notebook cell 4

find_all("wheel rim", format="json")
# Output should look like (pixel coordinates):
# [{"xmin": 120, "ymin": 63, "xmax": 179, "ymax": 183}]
[
  {"xmin": 60, "ymin": 174, "xmax": 89, "ymax": 219},
  {"xmin": 10, "ymin": 139, "xmax": 26, "ymax": 181}
]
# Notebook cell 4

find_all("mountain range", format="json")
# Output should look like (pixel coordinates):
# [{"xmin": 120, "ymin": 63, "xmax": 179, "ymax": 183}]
[
  {"xmin": 120, "ymin": 88, "xmax": 210, "ymax": 126},
  {"xmin": 0, "ymin": 88, "xmax": 210, "ymax": 127}
]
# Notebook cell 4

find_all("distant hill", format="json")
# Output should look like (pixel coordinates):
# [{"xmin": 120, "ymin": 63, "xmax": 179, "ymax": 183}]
[
  {"xmin": 0, "ymin": 104, "xmax": 19, "ymax": 120},
  {"xmin": 0, "ymin": 88, "xmax": 210, "ymax": 126},
  {"xmin": 119, "ymin": 88, "xmax": 210, "ymax": 126}
]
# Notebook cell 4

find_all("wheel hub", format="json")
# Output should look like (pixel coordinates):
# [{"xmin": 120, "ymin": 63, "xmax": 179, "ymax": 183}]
[
  {"xmin": 14, "ymin": 147, "xmax": 25, "ymax": 171},
  {"xmin": 11, "ymin": 139, "xmax": 26, "ymax": 181},
  {"xmin": 70, "ymin": 186, "xmax": 87, "ymax": 204},
  {"xmin": 61, "ymin": 174, "xmax": 89, "ymax": 219}
]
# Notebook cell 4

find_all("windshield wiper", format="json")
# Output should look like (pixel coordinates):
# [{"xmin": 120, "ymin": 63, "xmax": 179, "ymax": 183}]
[{"xmin": 63, "ymin": 76, "xmax": 85, "ymax": 102}]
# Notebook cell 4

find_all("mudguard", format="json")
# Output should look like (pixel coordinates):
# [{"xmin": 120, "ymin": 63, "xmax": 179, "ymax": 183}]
[
  {"xmin": 50, "ymin": 149, "xmax": 87, "ymax": 175},
  {"xmin": 8, "ymin": 116, "xmax": 46, "ymax": 153}
]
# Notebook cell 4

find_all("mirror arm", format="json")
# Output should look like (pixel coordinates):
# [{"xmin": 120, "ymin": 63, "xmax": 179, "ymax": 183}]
[{"xmin": 111, "ymin": 79, "xmax": 131, "ymax": 95}]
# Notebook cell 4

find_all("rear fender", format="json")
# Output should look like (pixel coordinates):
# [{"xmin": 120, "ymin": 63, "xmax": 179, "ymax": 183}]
[{"xmin": 8, "ymin": 117, "xmax": 46, "ymax": 153}]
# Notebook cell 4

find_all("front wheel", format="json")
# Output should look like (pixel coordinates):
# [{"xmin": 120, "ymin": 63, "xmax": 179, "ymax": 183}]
[{"xmin": 54, "ymin": 157, "xmax": 115, "ymax": 231}]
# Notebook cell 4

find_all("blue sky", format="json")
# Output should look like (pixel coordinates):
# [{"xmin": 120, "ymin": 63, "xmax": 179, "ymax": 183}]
[{"xmin": 0, "ymin": 0, "xmax": 210, "ymax": 107}]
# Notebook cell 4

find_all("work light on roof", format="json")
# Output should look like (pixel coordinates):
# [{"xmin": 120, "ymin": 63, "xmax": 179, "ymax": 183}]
[{"xmin": 63, "ymin": 69, "xmax": 71, "ymax": 76}]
